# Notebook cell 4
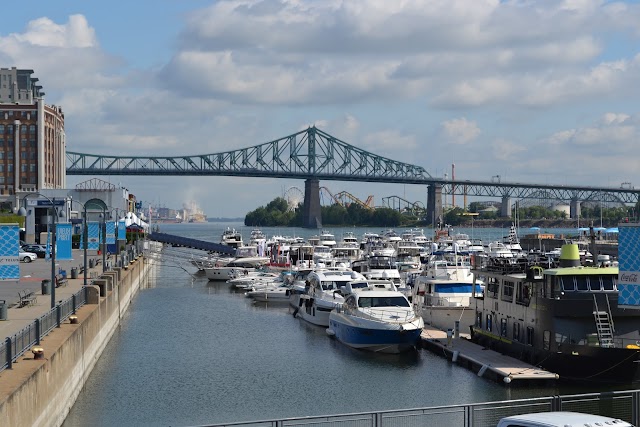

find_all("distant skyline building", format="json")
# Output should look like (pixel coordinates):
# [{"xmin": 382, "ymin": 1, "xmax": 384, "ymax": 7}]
[{"xmin": 0, "ymin": 67, "xmax": 66, "ymax": 196}]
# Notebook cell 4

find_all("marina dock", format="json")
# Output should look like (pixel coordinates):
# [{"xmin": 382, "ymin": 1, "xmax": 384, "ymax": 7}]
[{"xmin": 419, "ymin": 325, "xmax": 559, "ymax": 384}]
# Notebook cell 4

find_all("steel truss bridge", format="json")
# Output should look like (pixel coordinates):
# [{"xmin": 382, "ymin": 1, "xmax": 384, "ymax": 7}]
[{"xmin": 66, "ymin": 127, "xmax": 640, "ymax": 227}]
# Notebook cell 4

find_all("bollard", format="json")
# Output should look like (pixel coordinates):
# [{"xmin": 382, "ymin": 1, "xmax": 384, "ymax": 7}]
[
  {"xmin": 0, "ymin": 300, "xmax": 7, "ymax": 321},
  {"xmin": 69, "ymin": 315, "xmax": 78, "ymax": 324},
  {"xmin": 32, "ymin": 346, "xmax": 45, "ymax": 360},
  {"xmin": 447, "ymin": 328, "xmax": 453, "ymax": 347},
  {"xmin": 454, "ymin": 320, "xmax": 460, "ymax": 339}
]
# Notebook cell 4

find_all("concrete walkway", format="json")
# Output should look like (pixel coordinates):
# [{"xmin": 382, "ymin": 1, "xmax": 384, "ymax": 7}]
[{"xmin": 0, "ymin": 249, "xmax": 108, "ymax": 340}]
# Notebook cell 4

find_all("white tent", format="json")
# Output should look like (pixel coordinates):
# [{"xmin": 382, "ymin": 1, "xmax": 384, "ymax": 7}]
[{"xmin": 122, "ymin": 212, "xmax": 149, "ymax": 230}]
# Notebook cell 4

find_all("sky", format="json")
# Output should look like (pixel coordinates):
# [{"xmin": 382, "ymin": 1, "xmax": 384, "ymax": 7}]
[{"xmin": 2, "ymin": 0, "xmax": 640, "ymax": 217}]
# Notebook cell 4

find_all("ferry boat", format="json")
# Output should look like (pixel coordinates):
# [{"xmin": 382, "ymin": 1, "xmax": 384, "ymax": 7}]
[{"xmin": 469, "ymin": 244, "xmax": 640, "ymax": 384}]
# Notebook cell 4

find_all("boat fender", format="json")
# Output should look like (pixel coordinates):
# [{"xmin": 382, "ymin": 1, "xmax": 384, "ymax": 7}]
[
  {"xmin": 285, "ymin": 289, "xmax": 290, "ymax": 297},
  {"xmin": 298, "ymin": 298, "xmax": 305, "ymax": 307},
  {"xmin": 292, "ymin": 308, "xmax": 299, "ymax": 317}
]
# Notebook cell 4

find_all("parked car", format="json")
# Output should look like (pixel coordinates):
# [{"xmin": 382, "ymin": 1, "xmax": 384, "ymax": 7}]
[
  {"xmin": 21, "ymin": 244, "xmax": 48, "ymax": 258},
  {"xmin": 497, "ymin": 411, "xmax": 634, "ymax": 427},
  {"xmin": 19, "ymin": 251, "xmax": 38, "ymax": 263}
]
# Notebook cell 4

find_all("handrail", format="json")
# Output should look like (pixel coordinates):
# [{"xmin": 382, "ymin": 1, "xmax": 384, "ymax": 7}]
[{"xmin": 1, "ymin": 287, "xmax": 88, "ymax": 372}]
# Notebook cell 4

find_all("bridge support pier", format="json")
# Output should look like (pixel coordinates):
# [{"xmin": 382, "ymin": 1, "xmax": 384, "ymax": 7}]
[
  {"xmin": 303, "ymin": 179, "xmax": 322, "ymax": 228},
  {"xmin": 570, "ymin": 199, "xmax": 581, "ymax": 220},
  {"xmin": 427, "ymin": 184, "xmax": 443, "ymax": 228},
  {"xmin": 501, "ymin": 196, "xmax": 512, "ymax": 218}
]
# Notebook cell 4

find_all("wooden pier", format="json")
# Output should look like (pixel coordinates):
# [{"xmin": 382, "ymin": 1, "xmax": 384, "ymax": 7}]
[{"xmin": 419, "ymin": 325, "xmax": 558, "ymax": 384}]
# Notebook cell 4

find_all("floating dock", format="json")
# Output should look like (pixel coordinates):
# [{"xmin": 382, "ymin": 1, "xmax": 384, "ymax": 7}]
[
  {"xmin": 148, "ymin": 232, "xmax": 235, "ymax": 255},
  {"xmin": 419, "ymin": 325, "xmax": 558, "ymax": 384}
]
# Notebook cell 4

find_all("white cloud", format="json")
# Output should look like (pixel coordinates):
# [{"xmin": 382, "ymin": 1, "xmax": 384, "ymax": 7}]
[{"xmin": 440, "ymin": 118, "xmax": 481, "ymax": 145}]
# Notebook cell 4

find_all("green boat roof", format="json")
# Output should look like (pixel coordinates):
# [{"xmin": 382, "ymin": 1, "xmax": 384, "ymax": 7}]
[{"xmin": 544, "ymin": 266, "xmax": 619, "ymax": 276}]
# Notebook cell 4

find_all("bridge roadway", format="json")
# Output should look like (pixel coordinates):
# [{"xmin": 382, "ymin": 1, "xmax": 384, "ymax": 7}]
[{"xmin": 65, "ymin": 126, "xmax": 640, "ymax": 227}]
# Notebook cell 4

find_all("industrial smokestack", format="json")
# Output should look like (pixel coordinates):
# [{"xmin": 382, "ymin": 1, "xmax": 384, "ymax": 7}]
[{"xmin": 452, "ymin": 163, "xmax": 455, "ymax": 208}]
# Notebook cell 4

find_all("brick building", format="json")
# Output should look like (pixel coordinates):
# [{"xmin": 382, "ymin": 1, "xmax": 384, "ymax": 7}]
[{"xmin": 0, "ymin": 67, "xmax": 66, "ymax": 195}]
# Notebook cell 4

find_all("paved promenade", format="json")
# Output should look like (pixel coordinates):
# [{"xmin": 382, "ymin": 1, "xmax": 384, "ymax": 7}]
[{"xmin": 0, "ymin": 249, "xmax": 107, "ymax": 340}]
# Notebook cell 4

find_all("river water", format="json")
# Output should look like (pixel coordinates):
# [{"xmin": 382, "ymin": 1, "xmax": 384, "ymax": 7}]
[{"xmin": 62, "ymin": 222, "xmax": 624, "ymax": 427}]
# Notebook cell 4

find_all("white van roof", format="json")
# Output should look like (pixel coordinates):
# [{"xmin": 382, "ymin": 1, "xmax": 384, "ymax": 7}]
[{"xmin": 497, "ymin": 411, "xmax": 634, "ymax": 427}]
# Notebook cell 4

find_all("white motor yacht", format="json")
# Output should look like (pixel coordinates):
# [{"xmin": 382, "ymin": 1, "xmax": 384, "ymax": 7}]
[
  {"xmin": 328, "ymin": 280, "xmax": 424, "ymax": 353},
  {"xmin": 204, "ymin": 245, "xmax": 270, "ymax": 281},
  {"xmin": 293, "ymin": 269, "xmax": 366, "ymax": 327}
]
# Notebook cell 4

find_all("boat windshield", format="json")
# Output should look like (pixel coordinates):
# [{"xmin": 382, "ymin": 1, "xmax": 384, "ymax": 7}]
[{"xmin": 358, "ymin": 296, "xmax": 409, "ymax": 308}]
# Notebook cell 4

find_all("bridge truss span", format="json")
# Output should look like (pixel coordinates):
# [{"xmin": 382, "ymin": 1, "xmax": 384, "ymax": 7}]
[{"xmin": 66, "ymin": 127, "xmax": 431, "ymax": 184}]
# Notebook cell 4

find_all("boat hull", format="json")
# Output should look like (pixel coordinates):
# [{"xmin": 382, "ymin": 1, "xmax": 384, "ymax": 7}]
[
  {"xmin": 328, "ymin": 314, "xmax": 422, "ymax": 354},
  {"xmin": 470, "ymin": 327, "xmax": 640, "ymax": 384}
]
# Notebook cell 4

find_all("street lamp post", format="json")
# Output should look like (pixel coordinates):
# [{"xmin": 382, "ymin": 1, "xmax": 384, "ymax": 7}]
[
  {"xmin": 71, "ymin": 200, "xmax": 89, "ymax": 287},
  {"xmin": 17, "ymin": 193, "xmax": 60, "ymax": 309},
  {"xmin": 100, "ymin": 209, "xmax": 107, "ymax": 273}
]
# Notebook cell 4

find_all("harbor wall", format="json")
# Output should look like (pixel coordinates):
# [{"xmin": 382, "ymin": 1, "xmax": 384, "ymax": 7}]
[{"xmin": 0, "ymin": 255, "xmax": 156, "ymax": 427}]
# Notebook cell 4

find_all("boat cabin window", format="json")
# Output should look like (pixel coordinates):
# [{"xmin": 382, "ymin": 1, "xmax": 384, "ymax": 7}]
[
  {"xmin": 487, "ymin": 278, "xmax": 499, "ymax": 299},
  {"xmin": 486, "ymin": 314, "xmax": 492, "ymax": 332},
  {"xmin": 358, "ymin": 296, "xmax": 410, "ymax": 308},
  {"xmin": 475, "ymin": 311, "xmax": 482, "ymax": 328},
  {"xmin": 526, "ymin": 326, "xmax": 534, "ymax": 346},
  {"xmin": 344, "ymin": 296, "xmax": 357, "ymax": 311},
  {"xmin": 575, "ymin": 276, "xmax": 589, "ymax": 291},
  {"xmin": 601, "ymin": 275, "xmax": 617, "ymax": 291},
  {"xmin": 500, "ymin": 318, "xmax": 507, "ymax": 337},
  {"xmin": 513, "ymin": 323, "xmax": 521, "ymax": 342},
  {"xmin": 501, "ymin": 280, "xmax": 514, "ymax": 302},
  {"xmin": 321, "ymin": 281, "xmax": 339, "ymax": 291}
]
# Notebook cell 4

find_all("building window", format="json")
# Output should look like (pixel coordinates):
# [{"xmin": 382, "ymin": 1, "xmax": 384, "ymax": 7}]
[
  {"xmin": 29, "ymin": 125, "xmax": 36, "ymax": 133},
  {"xmin": 21, "ymin": 138, "xmax": 26, "ymax": 147},
  {"xmin": 20, "ymin": 152, "xmax": 26, "ymax": 159},
  {"xmin": 7, "ymin": 152, "xmax": 13, "ymax": 160},
  {"xmin": 20, "ymin": 164, "xmax": 26, "ymax": 172},
  {"xmin": 7, "ymin": 126, "xmax": 13, "ymax": 134},
  {"xmin": 30, "ymin": 152, "xmax": 36, "ymax": 160},
  {"xmin": 8, "ymin": 164, "xmax": 13, "ymax": 172},
  {"xmin": 0, "ymin": 176, "xmax": 4, "ymax": 184},
  {"xmin": 20, "ymin": 125, "xmax": 26, "ymax": 133},
  {"xmin": 29, "ymin": 176, "xmax": 36, "ymax": 184},
  {"xmin": 0, "ymin": 125, "xmax": 4, "ymax": 133},
  {"xmin": 30, "ymin": 164, "xmax": 36, "ymax": 172},
  {"xmin": 0, "ymin": 165, "xmax": 3, "ymax": 172}
]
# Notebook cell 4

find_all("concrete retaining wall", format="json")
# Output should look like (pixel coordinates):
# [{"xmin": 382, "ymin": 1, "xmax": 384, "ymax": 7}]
[{"xmin": 0, "ymin": 254, "xmax": 156, "ymax": 427}]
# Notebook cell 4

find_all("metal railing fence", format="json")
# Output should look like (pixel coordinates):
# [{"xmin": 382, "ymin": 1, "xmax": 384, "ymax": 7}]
[
  {"xmin": 202, "ymin": 390, "xmax": 640, "ymax": 427},
  {"xmin": 1, "ymin": 286, "xmax": 89, "ymax": 372}
]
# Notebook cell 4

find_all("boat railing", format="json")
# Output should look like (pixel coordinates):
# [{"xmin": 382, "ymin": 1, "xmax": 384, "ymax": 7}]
[
  {"xmin": 337, "ymin": 306, "xmax": 419, "ymax": 323},
  {"xmin": 423, "ymin": 295, "xmax": 470, "ymax": 308}
]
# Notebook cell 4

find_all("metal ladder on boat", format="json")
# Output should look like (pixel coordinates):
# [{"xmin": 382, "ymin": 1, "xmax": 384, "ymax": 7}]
[{"xmin": 593, "ymin": 294, "xmax": 615, "ymax": 348}]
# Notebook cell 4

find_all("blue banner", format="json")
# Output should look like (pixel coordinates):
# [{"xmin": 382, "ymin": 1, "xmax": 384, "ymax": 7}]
[
  {"xmin": 0, "ymin": 224, "xmax": 20, "ymax": 280},
  {"xmin": 118, "ymin": 220, "xmax": 126, "ymax": 240},
  {"xmin": 618, "ymin": 224, "xmax": 640, "ymax": 309},
  {"xmin": 81, "ymin": 222, "xmax": 101, "ymax": 250},
  {"xmin": 56, "ymin": 223, "xmax": 73, "ymax": 260},
  {"xmin": 106, "ymin": 222, "xmax": 116, "ymax": 244}
]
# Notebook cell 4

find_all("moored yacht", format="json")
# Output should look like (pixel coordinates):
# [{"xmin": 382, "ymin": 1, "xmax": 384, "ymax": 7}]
[
  {"xmin": 204, "ymin": 245, "xmax": 270, "ymax": 281},
  {"xmin": 293, "ymin": 269, "xmax": 366, "ymax": 327},
  {"xmin": 221, "ymin": 227, "xmax": 243, "ymax": 249},
  {"xmin": 328, "ymin": 280, "xmax": 424, "ymax": 353}
]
